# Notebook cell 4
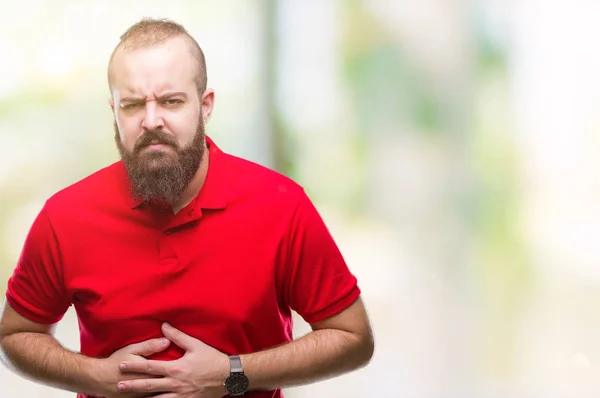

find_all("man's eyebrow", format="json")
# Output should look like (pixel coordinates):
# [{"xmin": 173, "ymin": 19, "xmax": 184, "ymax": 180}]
[
  {"xmin": 119, "ymin": 96, "xmax": 145, "ymax": 103},
  {"xmin": 119, "ymin": 93, "xmax": 188, "ymax": 103},
  {"xmin": 158, "ymin": 92, "xmax": 188, "ymax": 99}
]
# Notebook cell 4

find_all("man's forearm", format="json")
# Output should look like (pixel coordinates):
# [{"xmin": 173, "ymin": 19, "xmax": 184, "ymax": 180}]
[
  {"xmin": 240, "ymin": 328, "xmax": 374, "ymax": 391},
  {"xmin": 0, "ymin": 332, "xmax": 102, "ymax": 396}
]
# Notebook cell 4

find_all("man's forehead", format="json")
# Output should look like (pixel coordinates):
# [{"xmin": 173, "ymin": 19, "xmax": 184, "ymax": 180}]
[
  {"xmin": 111, "ymin": 77, "xmax": 194, "ymax": 100},
  {"xmin": 113, "ymin": 35, "xmax": 189, "ymax": 62},
  {"xmin": 115, "ymin": 83, "xmax": 188, "ymax": 97},
  {"xmin": 109, "ymin": 37, "xmax": 196, "ymax": 90}
]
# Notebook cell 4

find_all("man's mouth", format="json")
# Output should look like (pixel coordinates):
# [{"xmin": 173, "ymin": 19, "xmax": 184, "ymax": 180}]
[{"xmin": 141, "ymin": 140, "xmax": 171, "ymax": 150}]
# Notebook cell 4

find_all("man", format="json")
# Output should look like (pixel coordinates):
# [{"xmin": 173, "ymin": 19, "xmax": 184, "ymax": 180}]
[{"xmin": 0, "ymin": 18, "xmax": 374, "ymax": 398}]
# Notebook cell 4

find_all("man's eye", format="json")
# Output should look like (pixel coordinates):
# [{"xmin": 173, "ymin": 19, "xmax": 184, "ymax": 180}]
[
  {"xmin": 121, "ymin": 102, "xmax": 144, "ymax": 110},
  {"xmin": 163, "ymin": 99, "xmax": 183, "ymax": 106}
]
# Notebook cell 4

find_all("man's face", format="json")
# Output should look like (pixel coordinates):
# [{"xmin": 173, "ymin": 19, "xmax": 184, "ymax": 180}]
[{"xmin": 109, "ymin": 36, "xmax": 210, "ymax": 204}]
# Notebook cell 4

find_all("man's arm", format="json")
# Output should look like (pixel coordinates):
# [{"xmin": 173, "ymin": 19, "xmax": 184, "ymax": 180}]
[
  {"xmin": 0, "ymin": 300, "xmax": 102, "ymax": 395},
  {"xmin": 0, "ymin": 300, "xmax": 169, "ymax": 397},
  {"xmin": 240, "ymin": 296, "xmax": 374, "ymax": 390}
]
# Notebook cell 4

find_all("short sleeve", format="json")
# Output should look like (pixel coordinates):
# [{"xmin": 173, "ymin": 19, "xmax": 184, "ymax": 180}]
[
  {"xmin": 283, "ymin": 191, "xmax": 361, "ymax": 324},
  {"xmin": 5, "ymin": 204, "xmax": 71, "ymax": 324}
]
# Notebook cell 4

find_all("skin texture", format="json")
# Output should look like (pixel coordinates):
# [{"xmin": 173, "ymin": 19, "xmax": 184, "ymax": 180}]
[{"xmin": 0, "ymin": 28, "xmax": 374, "ymax": 398}]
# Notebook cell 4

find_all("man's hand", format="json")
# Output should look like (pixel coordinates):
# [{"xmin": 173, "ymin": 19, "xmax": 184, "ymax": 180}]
[
  {"xmin": 97, "ymin": 336, "xmax": 172, "ymax": 398},
  {"xmin": 116, "ymin": 323, "xmax": 229, "ymax": 398}
]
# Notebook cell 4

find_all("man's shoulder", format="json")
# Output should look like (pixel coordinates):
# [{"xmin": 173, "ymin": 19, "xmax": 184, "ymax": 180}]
[
  {"xmin": 45, "ymin": 161, "xmax": 124, "ymax": 210},
  {"xmin": 222, "ymin": 152, "xmax": 306, "ymax": 205}
]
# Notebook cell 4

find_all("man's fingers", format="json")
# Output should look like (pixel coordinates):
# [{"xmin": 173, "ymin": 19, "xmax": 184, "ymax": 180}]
[
  {"xmin": 120, "ymin": 359, "xmax": 170, "ymax": 376},
  {"xmin": 161, "ymin": 323, "xmax": 196, "ymax": 352},
  {"xmin": 117, "ymin": 376, "xmax": 175, "ymax": 393},
  {"xmin": 128, "ymin": 337, "xmax": 170, "ymax": 356}
]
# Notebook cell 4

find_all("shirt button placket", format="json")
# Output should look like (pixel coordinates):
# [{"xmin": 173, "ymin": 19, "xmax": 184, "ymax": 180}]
[{"xmin": 159, "ymin": 229, "xmax": 178, "ymax": 266}]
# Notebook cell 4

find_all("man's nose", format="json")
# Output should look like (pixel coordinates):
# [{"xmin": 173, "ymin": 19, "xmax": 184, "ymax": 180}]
[{"xmin": 141, "ymin": 101, "xmax": 164, "ymax": 131}]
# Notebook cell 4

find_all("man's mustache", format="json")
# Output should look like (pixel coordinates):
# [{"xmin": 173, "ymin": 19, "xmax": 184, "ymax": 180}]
[{"xmin": 134, "ymin": 131, "xmax": 178, "ymax": 152}]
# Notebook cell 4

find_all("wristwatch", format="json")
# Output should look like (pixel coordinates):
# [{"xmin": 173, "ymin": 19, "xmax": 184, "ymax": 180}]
[{"xmin": 224, "ymin": 355, "xmax": 249, "ymax": 396}]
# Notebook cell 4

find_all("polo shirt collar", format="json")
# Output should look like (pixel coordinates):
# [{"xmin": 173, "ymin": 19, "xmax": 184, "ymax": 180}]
[
  {"xmin": 122, "ymin": 135, "xmax": 228, "ymax": 211},
  {"xmin": 194, "ymin": 135, "xmax": 228, "ymax": 210}
]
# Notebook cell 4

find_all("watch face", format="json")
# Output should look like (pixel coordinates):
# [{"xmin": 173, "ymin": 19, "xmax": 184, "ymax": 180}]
[{"xmin": 225, "ymin": 373, "xmax": 249, "ymax": 395}]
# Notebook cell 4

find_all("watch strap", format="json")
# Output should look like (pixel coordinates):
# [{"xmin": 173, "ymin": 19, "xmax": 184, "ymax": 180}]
[{"xmin": 229, "ymin": 355, "xmax": 243, "ymax": 373}]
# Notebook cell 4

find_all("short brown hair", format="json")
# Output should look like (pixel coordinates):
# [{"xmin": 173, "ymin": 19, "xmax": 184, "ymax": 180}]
[{"xmin": 107, "ymin": 18, "xmax": 207, "ymax": 93}]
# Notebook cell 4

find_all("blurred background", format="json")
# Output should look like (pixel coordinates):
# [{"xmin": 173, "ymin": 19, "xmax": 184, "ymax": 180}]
[{"xmin": 1, "ymin": 0, "xmax": 599, "ymax": 397}]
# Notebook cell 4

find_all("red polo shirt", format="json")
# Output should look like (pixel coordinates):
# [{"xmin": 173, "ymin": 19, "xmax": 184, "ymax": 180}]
[{"xmin": 6, "ymin": 136, "xmax": 361, "ymax": 398}]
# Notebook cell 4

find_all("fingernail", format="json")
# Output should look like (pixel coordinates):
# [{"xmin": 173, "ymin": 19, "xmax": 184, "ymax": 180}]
[
  {"xmin": 163, "ymin": 322, "xmax": 172, "ymax": 329},
  {"xmin": 119, "ymin": 363, "xmax": 126, "ymax": 370},
  {"xmin": 161, "ymin": 338, "xmax": 169, "ymax": 344},
  {"xmin": 118, "ymin": 383, "xmax": 125, "ymax": 391}
]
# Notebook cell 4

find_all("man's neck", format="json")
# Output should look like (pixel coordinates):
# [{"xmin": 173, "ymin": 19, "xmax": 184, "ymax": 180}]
[{"xmin": 172, "ymin": 145, "xmax": 210, "ymax": 214}]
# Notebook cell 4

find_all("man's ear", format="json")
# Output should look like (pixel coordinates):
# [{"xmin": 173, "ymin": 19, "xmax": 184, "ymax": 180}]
[
  {"xmin": 109, "ymin": 98, "xmax": 115, "ymax": 111},
  {"xmin": 201, "ymin": 88, "xmax": 215, "ymax": 125}
]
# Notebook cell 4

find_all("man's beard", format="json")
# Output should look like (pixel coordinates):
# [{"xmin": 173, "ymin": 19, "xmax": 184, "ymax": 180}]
[{"xmin": 114, "ymin": 120, "xmax": 206, "ymax": 206}]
